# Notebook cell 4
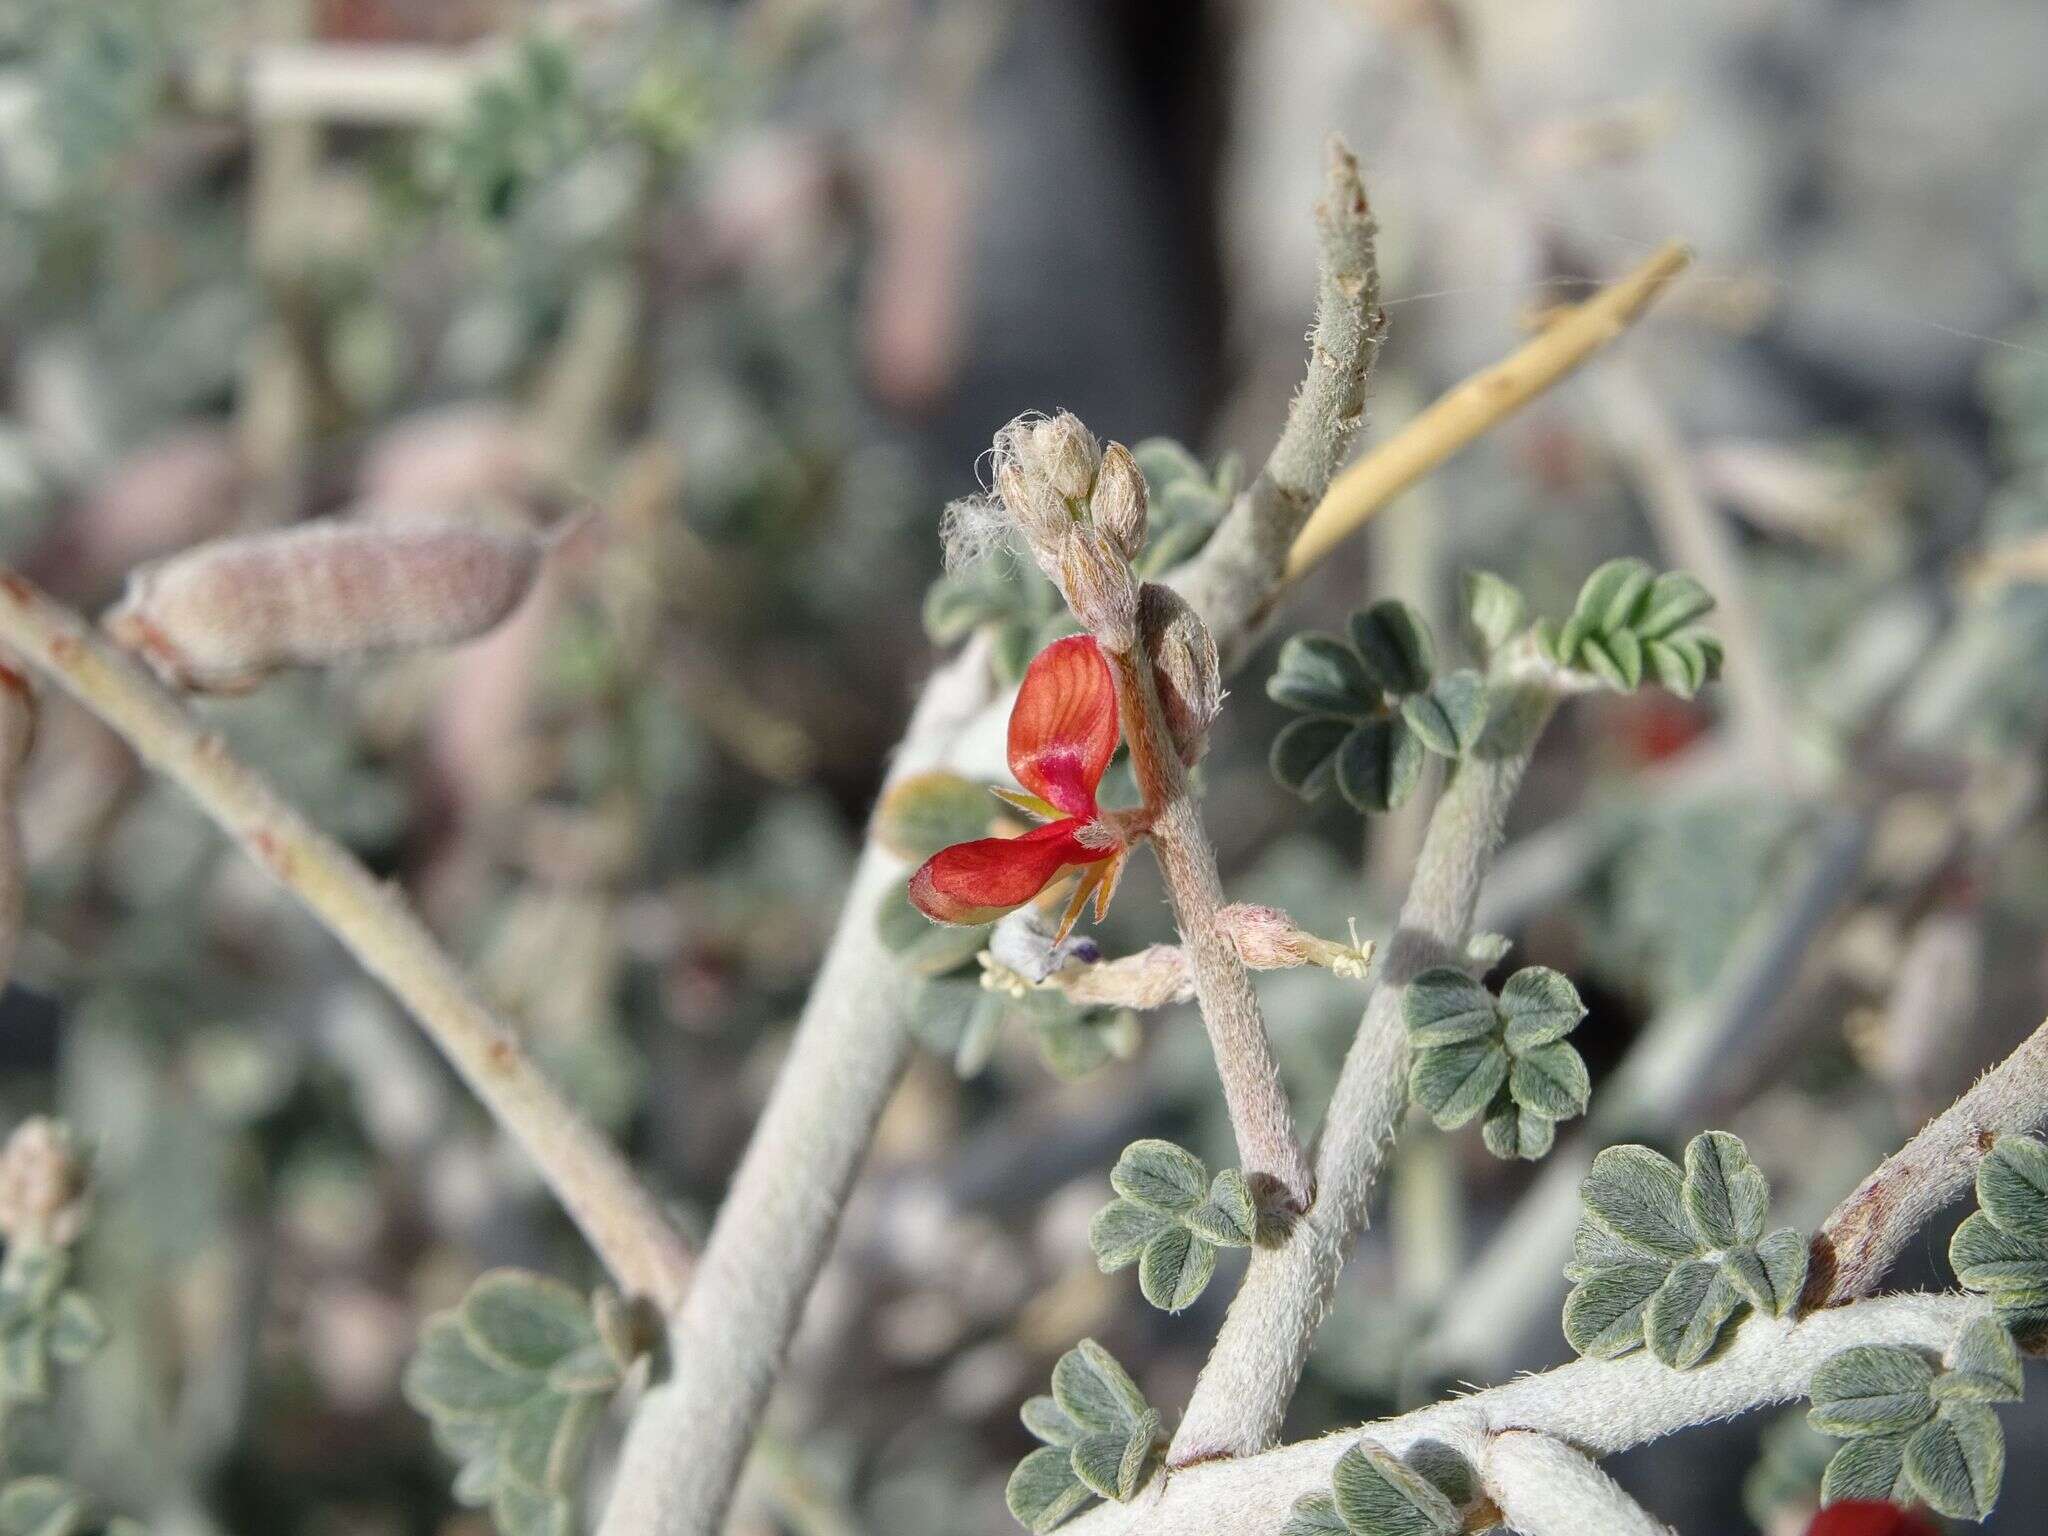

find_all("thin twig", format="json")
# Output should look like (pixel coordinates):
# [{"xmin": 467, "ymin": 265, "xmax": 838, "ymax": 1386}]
[
  {"xmin": 0, "ymin": 570, "xmax": 694, "ymax": 1311},
  {"xmin": 1068, "ymin": 1292, "xmax": 1975, "ymax": 1535}
]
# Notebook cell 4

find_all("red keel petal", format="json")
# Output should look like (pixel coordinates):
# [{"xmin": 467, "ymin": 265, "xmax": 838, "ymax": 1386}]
[
  {"xmin": 1009, "ymin": 634, "xmax": 1118, "ymax": 819},
  {"xmin": 1804, "ymin": 1503, "xmax": 1941, "ymax": 1536},
  {"xmin": 908, "ymin": 820, "xmax": 1100, "ymax": 926}
]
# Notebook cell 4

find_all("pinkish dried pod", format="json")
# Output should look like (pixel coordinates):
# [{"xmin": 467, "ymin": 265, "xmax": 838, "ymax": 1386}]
[
  {"xmin": 1090, "ymin": 441, "xmax": 1149, "ymax": 563},
  {"xmin": 0, "ymin": 1116, "xmax": 90, "ymax": 1248},
  {"xmin": 104, "ymin": 519, "xmax": 548, "ymax": 694},
  {"xmin": 1138, "ymin": 582, "xmax": 1220, "ymax": 764},
  {"xmin": 1217, "ymin": 904, "xmax": 1374, "ymax": 979}
]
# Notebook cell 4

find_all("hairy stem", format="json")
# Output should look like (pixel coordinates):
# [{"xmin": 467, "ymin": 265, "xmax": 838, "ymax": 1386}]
[
  {"xmin": 1169, "ymin": 678, "xmax": 1557, "ymax": 1464},
  {"xmin": 0, "ymin": 569, "xmax": 693, "ymax": 1310},
  {"xmin": 1072, "ymin": 1292, "xmax": 1975, "ymax": 1535},
  {"xmin": 1483, "ymin": 1432, "xmax": 1676, "ymax": 1536},
  {"xmin": 1112, "ymin": 647, "xmax": 1313, "ymax": 1209}
]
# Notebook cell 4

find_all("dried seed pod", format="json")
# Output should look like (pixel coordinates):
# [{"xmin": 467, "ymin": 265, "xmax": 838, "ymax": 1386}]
[
  {"xmin": 1091, "ymin": 441, "xmax": 1149, "ymax": 562},
  {"xmin": 1138, "ymin": 582, "xmax": 1220, "ymax": 764},
  {"xmin": 104, "ymin": 518, "xmax": 548, "ymax": 694}
]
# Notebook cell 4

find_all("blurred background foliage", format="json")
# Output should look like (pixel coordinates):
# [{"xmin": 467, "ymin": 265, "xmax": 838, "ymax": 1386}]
[{"xmin": 0, "ymin": 0, "xmax": 2046, "ymax": 1532}]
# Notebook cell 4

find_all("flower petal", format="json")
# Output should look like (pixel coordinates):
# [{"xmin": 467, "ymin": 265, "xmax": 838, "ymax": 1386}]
[
  {"xmin": 909, "ymin": 821, "xmax": 1099, "ymax": 926},
  {"xmin": 1010, "ymin": 635, "xmax": 1119, "ymax": 818},
  {"xmin": 1804, "ymin": 1503, "xmax": 1941, "ymax": 1536}
]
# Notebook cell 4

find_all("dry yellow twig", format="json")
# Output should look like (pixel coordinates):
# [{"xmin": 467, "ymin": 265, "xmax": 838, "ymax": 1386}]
[
  {"xmin": 0, "ymin": 569, "xmax": 693, "ymax": 1311},
  {"xmin": 1283, "ymin": 242, "xmax": 1693, "ymax": 583}
]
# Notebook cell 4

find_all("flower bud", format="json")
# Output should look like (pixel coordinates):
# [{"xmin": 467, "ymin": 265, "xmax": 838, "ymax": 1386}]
[
  {"xmin": 1138, "ymin": 582, "xmax": 1220, "ymax": 763},
  {"xmin": 1030, "ymin": 412, "xmax": 1101, "ymax": 502},
  {"xmin": 105, "ymin": 518, "xmax": 548, "ymax": 695},
  {"xmin": 0, "ymin": 1116, "xmax": 90, "ymax": 1249},
  {"xmin": 994, "ymin": 459, "xmax": 1067, "ymax": 551},
  {"xmin": 1057, "ymin": 524, "xmax": 1139, "ymax": 653},
  {"xmin": 1090, "ymin": 441, "xmax": 1149, "ymax": 562}
]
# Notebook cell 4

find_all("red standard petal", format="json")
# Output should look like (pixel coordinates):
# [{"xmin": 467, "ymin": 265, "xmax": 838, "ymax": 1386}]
[
  {"xmin": 908, "ymin": 820, "xmax": 1100, "ymax": 926},
  {"xmin": 1804, "ymin": 1504, "xmax": 1941, "ymax": 1536},
  {"xmin": 1009, "ymin": 634, "xmax": 1119, "ymax": 819}
]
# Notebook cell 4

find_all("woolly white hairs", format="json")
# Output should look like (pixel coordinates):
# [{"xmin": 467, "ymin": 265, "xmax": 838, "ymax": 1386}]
[{"xmin": 938, "ymin": 492, "xmax": 1018, "ymax": 572}]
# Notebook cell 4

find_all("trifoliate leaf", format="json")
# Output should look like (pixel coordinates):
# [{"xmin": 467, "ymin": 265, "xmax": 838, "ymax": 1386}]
[
  {"xmin": 1978, "ymin": 1136, "xmax": 2048, "ymax": 1242},
  {"xmin": 1336, "ymin": 717, "xmax": 1425, "ymax": 813},
  {"xmin": 1808, "ymin": 1346, "xmax": 1938, "ymax": 1437},
  {"xmin": 1903, "ymin": 1401, "xmax": 2004, "ymax": 1519},
  {"xmin": 1938, "ymin": 1317, "xmax": 2024, "ymax": 1403},
  {"xmin": 1462, "ymin": 570, "xmax": 1527, "ymax": 658},
  {"xmin": 1280, "ymin": 1492, "xmax": 1349, "ymax": 1536},
  {"xmin": 1330, "ymin": 1442, "xmax": 1462, "ymax": 1536},
  {"xmin": 1644, "ymin": 1258, "xmax": 1745, "ymax": 1369},
  {"xmin": 1022, "ymin": 1395, "xmax": 1084, "ymax": 1448},
  {"xmin": 1483, "ymin": 1094, "xmax": 1557, "ymax": 1161},
  {"xmin": 1683, "ymin": 1131, "xmax": 1771, "ymax": 1250},
  {"xmin": 1562, "ymin": 1261, "xmax": 1668, "ymax": 1358},
  {"xmin": 1401, "ymin": 671, "xmax": 1486, "ymax": 759},
  {"xmin": 1581, "ymin": 1145, "xmax": 1699, "ymax": 1261},
  {"xmin": 461, "ymin": 1271, "xmax": 592, "ymax": 1375},
  {"xmin": 1950, "ymin": 1209, "xmax": 2048, "ymax": 1290},
  {"xmin": 1349, "ymin": 601, "xmax": 1436, "ymax": 697},
  {"xmin": 1186, "ymin": 1169, "xmax": 1257, "ymax": 1247},
  {"xmin": 1051, "ymin": 1340, "xmax": 1148, "ymax": 1434},
  {"xmin": 1403, "ymin": 968, "xmax": 1497, "ymax": 1047},
  {"xmin": 404, "ymin": 1316, "xmax": 537, "ymax": 1418},
  {"xmin": 875, "ymin": 771, "xmax": 998, "ymax": 861},
  {"xmin": 1138, "ymin": 1227, "xmax": 1216, "ymax": 1313},
  {"xmin": 1820, "ymin": 1434, "xmax": 1912, "ymax": 1505},
  {"xmin": 1007, "ymin": 1448, "xmax": 1092, "ymax": 1535},
  {"xmin": 1269, "ymin": 633, "xmax": 1379, "ymax": 717},
  {"xmin": 1508, "ymin": 1041, "xmax": 1590, "ymax": 1121},
  {"xmin": 1090, "ymin": 1199, "xmax": 1176, "ymax": 1272},
  {"xmin": 1724, "ymin": 1228, "xmax": 1809, "ymax": 1318},
  {"xmin": 1636, "ymin": 572, "xmax": 1715, "ymax": 640},
  {"xmin": 1410, "ymin": 1038, "xmax": 1510, "ymax": 1130},
  {"xmin": 1271, "ymin": 715, "xmax": 1356, "ymax": 800},
  {"xmin": 1110, "ymin": 1140, "xmax": 1208, "ymax": 1214},
  {"xmin": 1498, "ymin": 967, "xmax": 1586, "ymax": 1049}
]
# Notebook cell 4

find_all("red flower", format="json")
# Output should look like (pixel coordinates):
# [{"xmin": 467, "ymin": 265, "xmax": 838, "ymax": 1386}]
[
  {"xmin": 1804, "ymin": 1502, "xmax": 1941, "ymax": 1536},
  {"xmin": 909, "ymin": 635, "xmax": 1131, "ymax": 937}
]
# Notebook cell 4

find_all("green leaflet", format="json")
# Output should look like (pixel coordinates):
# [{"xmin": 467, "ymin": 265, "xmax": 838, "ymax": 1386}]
[
  {"xmin": 1091, "ymin": 1141, "xmax": 1256, "ymax": 1314},
  {"xmin": 1545, "ymin": 558, "xmax": 1720, "ymax": 697},
  {"xmin": 1951, "ymin": 1135, "xmax": 2048, "ymax": 1330},
  {"xmin": 1323, "ymin": 1442, "xmax": 1476, "ymax": 1536},
  {"xmin": 1460, "ymin": 570, "xmax": 1527, "ymax": 659},
  {"xmin": 1403, "ymin": 965, "xmax": 1590, "ymax": 1159},
  {"xmin": 0, "ymin": 1245, "xmax": 106, "ymax": 1411},
  {"xmin": 1009, "ymin": 1341, "xmax": 1158, "ymax": 1529}
]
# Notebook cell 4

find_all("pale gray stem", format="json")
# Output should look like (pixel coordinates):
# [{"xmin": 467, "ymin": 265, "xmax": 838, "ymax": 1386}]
[
  {"xmin": 1070, "ymin": 1292, "xmax": 1976, "ymax": 1536},
  {"xmin": 1484, "ymin": 1432, "xmax": 1676, "ymax": 1536},
  {"xmin": 1168, "ymin": 680, "xmax": 1556, "ymax": 1464}
]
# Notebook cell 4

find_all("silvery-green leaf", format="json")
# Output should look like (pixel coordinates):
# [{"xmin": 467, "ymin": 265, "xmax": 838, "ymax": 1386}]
[
  {"xmin": 1271, "ymin": 716, "xmax": 1355, "ymax": 800},
  {"xmin": 404, "ymin": 1315, "xmax": 537, "ymax": 1419},
  {"xmin": 1509, "ymin": 1041, "xmax": 1590, "ymax": 1121},
  {"xmin": 1683, "ymin": 1131, "xmax": 1771, "ymax": 1250},
  {"xmin": 1138, "ymin": 1227, "xmax": 1216, "ymax": 1314},
  {"xmin": 1403, "ymin": 968, "xmax": 1498, "ymax": 1047},
  {"xmin": 1808, "ymin": 1346, "xmax": 1938, "ymax": 1437},
  {"xmin": 491, "ymin": 1482, "xmax": 574, "ymax": 1536},
  {"xmin": 1483, "ymin": 1094, "xmax": 1557, "ymax": 1161},
  {"xmin": 498, "ymin": 1390, "xmax": 575, "ymax": 1492},
  {"xmin": 956, "ymin": 994, "xmax": 1004, "ymax": 1078},
  {"xmin": 1051, "ymin": 1340, "xmax": 1148, "ymax": 1434},
  {"xmin": 1186, "ymin": 1169, "xmax": 1257, "ymax": 1247},
  {"xmin": 1110, "ymin": 1140, "xmax": 1207, "ymax": 1214},
  {"xmin": 1937, "ymin": 1317, "xmax": 2024, "ymax": 1403},
  {"xmin": 1336, "ymin": 717, "xmax": 1425, "ymax": 814},
  {"xmin": 1581, "ymin": 1145, "xmax": 1699, "ymax": 1260},
  {"xmin": 1567, "ymin": 1214, "xmax": 1664, "ymax": 1279},
  {"xmin": 1269, "ymin": 633, "xmax": 1379, "ymax": 717},
  {"xmin": 1401, "ymin": 671, "xmax": 1486, "ymax": 759},
  {"xmin": 1410, "ymin": 1038, "xmax": 1509, "ymax": 1130},
  {"xmin": 434, "ymin": 1414, "xmax": 499, "ymax": 1463},
  {"xmin": 1349, "ymin": 601, "xmax": 1436, "ymax": 697},
  {"xmin": 1461, "ymin": 570, "xmax": 1527, "ymax": 658},
  {"xmin": 1562, "ymin": 1262, "xmax": 1668, "ymax": 1358},
  {"xmin": 1978, "ymin": 1136, "xmax": 2048, "ymax": 1242},
  {"xmin": 1404, "ymin": 1442, "xmax": 1477, "ymax": 1506},
  {"xmin": 1279, "ymin": 1492, "xmax": 1349, "ymax": 1536},
  {"xmin": 45, "ymin": 1293, "xmax": 106, "ymax": 1366},
  {"xmin": 1071, "ymin": 1410, "xmax": 1156, "ymax": 1502},
  {"xmin": 1331, "ymin": 1442, "xmax": 1462, "ymax": 1536},
  {"xmin": 0, "ymin": 1323, "xmax": 49, "ymax": 1403},
  {"xmin": 1579, "ymin": 629, "xmax": 1642, "ymax": 691},
  {"xmin": 874, "ymin": 771, "xmax": 997, "ymax": 861},
  {"xmin": 1007, "ymin": 1447, "xmax": 1091, "ymax": 1534},
  {"xmin": 1950, "ymin": 1210, "xmax": 2048, "ymax": 1291},
  {"xmin": 1132, "ymin": 436, "xmax": 1204, "ymax": 491},
  {"xmin": 1644, "ymin": 1258, "xmax": 1745, "ymax": 1369},
  {"xmin": 1739, "ymin": 1228, "xmax": 1811, "ymax": 1318},
  {"xmin": 879, "ymin": 891, "xmax": 992, "ymax": 975},
  {"xmin": 1023, "ymin": 1395, "xmax": 1084, "ymax": 1448},
  {"xmin": 545, "ymin": 1342, "xmax": 621, "ymax": 1396},
  {"xmin": 1576, "ymin": 557, "xmax": 1655, "ymax": 633},
  {"xmin": 1903, "ymin": 1401, "xmax": 2003, "ymax": 1519},
  {"xmin": 924, "ymin": 574, "xmax": 1009, "ymax": 644},
  {"xmin": 1498, "ymin": 967, "xmax": 1586, "ymax": 1050},
  {"xmin": 1636, "ymin": 572, "xmax": 1715, "ymax": 640},
  {"xmin": 1643, "ymin": 637, "xmax": 1705, "ymax": 699},
  {"xmin": 1820, "ymin": 1435, "xmax": 1912, "ymax": 1505},
  {"xmin": 5, "ymin": 1250, "xmax": 65, "ymax": 1311},
  {"xmin": 0, "ymin": 1478, "xmax": 87, "ymax": 1536},
  {"xmin": 1090, "ymin": 1199, "xmax": 1176, "ymax": 1272},
  {"xmin": 462, "ymin": 1271, "xmax": 595, "ymax": 1375}
]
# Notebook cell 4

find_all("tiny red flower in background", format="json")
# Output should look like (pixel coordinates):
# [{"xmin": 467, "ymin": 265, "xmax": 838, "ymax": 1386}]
[
  {"xmin": 1804, "ymin": 1502, "xmax": 1941, "ymax": 1536},
  {"xmin": 909, "ymin": 635, "xmax": 1131, "ymax": 937}
]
